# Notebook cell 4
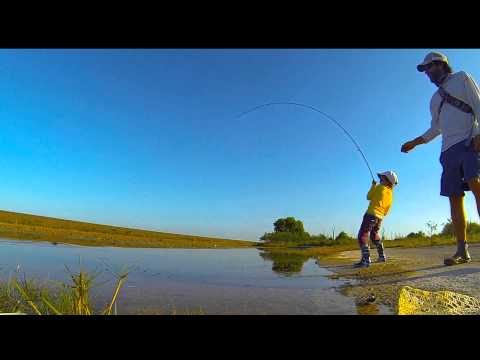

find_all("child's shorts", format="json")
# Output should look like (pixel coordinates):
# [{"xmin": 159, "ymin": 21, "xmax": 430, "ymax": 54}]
[
  {"xmin": 357, "ymin": 213, "xmax": 382, "ymax": 245},
  {"xmin": 440, "ymin": 139, "xmax": 480, "ymax": 197}
]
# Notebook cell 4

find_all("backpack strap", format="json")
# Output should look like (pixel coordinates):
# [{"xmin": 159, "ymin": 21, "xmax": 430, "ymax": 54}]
[
  {"xmin": 437, "ymin": 86, "xmax": 476, "ymax": 146},
  {"xmin": 438, "ymin": 87, "xmax": 473, "ymax": 114}
]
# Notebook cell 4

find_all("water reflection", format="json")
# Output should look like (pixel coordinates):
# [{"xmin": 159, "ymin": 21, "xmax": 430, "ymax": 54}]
[
  {"xmin": 0, "ymin": 240, "xmax": 359, "ymax": 314},
  {"xmin": 259, "ymin": 249, "xmax": 312, "ymax": 276}
]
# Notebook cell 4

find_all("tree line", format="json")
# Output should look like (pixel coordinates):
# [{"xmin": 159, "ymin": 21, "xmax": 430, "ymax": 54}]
[{"xmin": 260, "ymin": 217, "xmax": 480, "ymax": 246}]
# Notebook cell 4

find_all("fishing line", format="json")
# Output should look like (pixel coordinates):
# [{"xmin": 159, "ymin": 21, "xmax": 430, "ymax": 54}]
[{"xmin": 236, "ymin": 102, "xmax": 375, "ymax": 181}]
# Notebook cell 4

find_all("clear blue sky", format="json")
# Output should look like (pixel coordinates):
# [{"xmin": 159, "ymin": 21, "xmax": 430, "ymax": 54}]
[{"xmin": 1, "ymin": 49, "xmax": 480, "ymax": 241}]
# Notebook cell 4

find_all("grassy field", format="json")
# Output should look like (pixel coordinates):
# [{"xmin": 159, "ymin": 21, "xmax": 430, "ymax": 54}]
[
  {"xmin": 2, "ymin": 208, "xmax": 479, "ymax": 252},
  {"xmin": 0, "ymin": 210, "xmax": 256, "ymax": 248}
]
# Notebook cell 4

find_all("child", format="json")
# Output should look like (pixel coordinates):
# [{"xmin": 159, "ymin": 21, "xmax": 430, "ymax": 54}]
[{"xmin": 354, "ymin": 170, "xmax": 398, "ymax": 268}]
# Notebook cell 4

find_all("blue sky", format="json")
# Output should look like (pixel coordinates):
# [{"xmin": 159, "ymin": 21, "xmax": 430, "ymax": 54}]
[{"xmin": 1, "ymin": 49, "xmax": 480, "ymax": 241}]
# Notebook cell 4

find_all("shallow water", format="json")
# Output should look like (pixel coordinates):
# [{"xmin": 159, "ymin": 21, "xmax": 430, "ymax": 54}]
[{"xmin": 0, "ymin": 239, "xmax": 361, "ymax": 314}]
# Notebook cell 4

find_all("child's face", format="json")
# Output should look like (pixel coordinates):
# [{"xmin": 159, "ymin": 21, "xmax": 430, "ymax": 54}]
[{"xmin": 380, "ymin": 176, "xmax": 392, "ymax": 186}]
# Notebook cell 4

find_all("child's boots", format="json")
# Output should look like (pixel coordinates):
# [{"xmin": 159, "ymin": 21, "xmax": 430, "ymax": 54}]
[
  {"xmin": 354, "ymin": 245, "xmax": 371, "ymax": 268},
  {"xmin": 373, "ymin": 240, "xmax": 387, "ymax": 263}
]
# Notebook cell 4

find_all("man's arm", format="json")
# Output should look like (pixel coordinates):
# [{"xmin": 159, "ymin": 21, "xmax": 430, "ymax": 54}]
[
  {"xmin": 464, "ymin": 72, "xmax": 480, "ymax": 122},
  {"xmin": 464, "ymin": 72, "xmax": 480, "ymax": 151},
  {"xmin": 401, "ymin": 136, "xmax": 426, "ymax": 153},
  {"xmin": 401, "ymin": 96, "xmax": 440, "ymax": 153}
]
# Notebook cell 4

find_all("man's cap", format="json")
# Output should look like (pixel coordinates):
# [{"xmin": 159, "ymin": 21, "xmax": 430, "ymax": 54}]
[
  {"xmin": 377, "ymin": 171, "xmax": 398, "ymax": 186},
  {"xmin": 417, "ymin": 51, "xmax": 449, "ymax": 72}
]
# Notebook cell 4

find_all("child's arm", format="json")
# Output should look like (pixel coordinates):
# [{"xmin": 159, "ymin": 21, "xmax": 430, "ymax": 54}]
[{"xmin": 367, "ymin": 180, "xmax": 377, "ymax": 200}]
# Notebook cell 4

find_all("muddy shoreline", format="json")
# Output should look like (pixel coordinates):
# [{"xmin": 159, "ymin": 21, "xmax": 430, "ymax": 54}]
[{"xmin": 318, "ymin": 243, "xmax": 480, "ymax": 315}]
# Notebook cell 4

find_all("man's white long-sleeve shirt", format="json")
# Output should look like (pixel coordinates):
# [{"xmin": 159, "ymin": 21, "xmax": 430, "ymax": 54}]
[{"xmin": 421, "ymin": 71, "xmax": 480, "ymax": 152}]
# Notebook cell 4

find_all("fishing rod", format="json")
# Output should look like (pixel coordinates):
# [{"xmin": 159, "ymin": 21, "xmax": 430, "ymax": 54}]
[{"xmin": 236, "ymin": 102, "xmax": 376, "ymax": 181}]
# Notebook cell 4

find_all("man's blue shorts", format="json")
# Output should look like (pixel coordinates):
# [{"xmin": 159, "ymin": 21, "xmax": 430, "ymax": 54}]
[{"xmin": 440, "ymin": 139, "xmax": 480, "ymax": 197}]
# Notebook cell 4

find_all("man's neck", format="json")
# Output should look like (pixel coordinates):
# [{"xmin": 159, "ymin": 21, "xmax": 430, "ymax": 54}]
[{"xmin": 435, "ymin": 73, "xmax": 450, "ymax": 87}]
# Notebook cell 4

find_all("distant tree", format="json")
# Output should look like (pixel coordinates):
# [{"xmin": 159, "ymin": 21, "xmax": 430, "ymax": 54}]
[
  {"xmin": 313, "ymin": 234, "xmax": 329, "ymax": 241},
  {"xmin": 441, "ymin": 219, "xmax": 479, "ymax": 236},
  {"xmin": 441, "ymin": 219, "xmax": 480, "ymax": 236},
  {"xmin": 259, "ymin": 233, "xmax": 269, "ymax": 241},
  {"xmin": 260, "ymin": 217, "xmax": 311, "ymax": 243},
  {"xmin": 406, "ymin": 231, "xmax": 426, "ymax": 238},
  {"xmin": 335, "ymin": 231, "xmax": 351, "ymax": 241},
  {"xmin": 441, "ymin": 219, "xmax": 454, "ymax": 236},
  {"xmin": 274, "ymin": 217, "xmax": 305, "ymax": 234},
  {"xmin": 468, "ymin": 222, "xmax": 480, "ymax": 234}
]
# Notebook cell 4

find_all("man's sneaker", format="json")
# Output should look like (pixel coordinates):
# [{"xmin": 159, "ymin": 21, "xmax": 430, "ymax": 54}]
[
  {"xmin": 376, "ymin": 255, "xmax": 387, "ymax": 263},
  {"xmin": 444, "ymin": 251, "xmax": 472, "ymax": 266},
  {"xmin": 353, "ymin": 258, "xmax": 371, "ymax": 268}
]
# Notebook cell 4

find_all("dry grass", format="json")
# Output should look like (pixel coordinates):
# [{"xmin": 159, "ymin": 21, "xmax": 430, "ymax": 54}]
[{"xmin": 0, "ymin": 209, "xmax": 256, "ymax": 249}]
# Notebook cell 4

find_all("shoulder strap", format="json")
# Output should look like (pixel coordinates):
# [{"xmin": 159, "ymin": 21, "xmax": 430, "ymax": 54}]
[
  {"xmin": 437, "ymin": 86, "xmax": 476, "ymax": 146},
  {"xmin": 438, "ymin": 87, "xmax": 473, "ymax": 114}
]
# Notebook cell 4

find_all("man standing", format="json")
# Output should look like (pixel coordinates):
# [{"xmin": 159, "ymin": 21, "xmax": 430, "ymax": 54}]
[{"xmin": 401, "ymin": 51, "xmax": 480, "ymax": 266}]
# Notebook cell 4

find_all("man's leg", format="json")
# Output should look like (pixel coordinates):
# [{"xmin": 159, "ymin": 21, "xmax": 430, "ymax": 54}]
[
  {"xmin": 456, "ymin": 143, "xmax": 480, "ymax": 263},
  {"xmin": 461, "ymin": 176, "xmax": 480, "ymax": 261},
  {"xmin": 467, "ymin": 176, "xmax": 480, "ymax": 218},
  {"xmin": 449, "ymin": 195, "xmax": 467, "ymax": 243},
  {"xmin": 440, "ymin": 141, "xmax": 470, "ymax": 265},
  {"xmin": 445, "ymin": 195, "xmax": 470, "ymax": 265}
]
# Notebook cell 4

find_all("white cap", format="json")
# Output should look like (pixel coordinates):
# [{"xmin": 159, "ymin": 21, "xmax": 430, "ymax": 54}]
[
  {"xmin": 377, "ymin": 171, "xmax": 398, "ymax": 186},
  {"xmin": 417, "ymin": 51, "xmax": 449, "ymax": 72}
]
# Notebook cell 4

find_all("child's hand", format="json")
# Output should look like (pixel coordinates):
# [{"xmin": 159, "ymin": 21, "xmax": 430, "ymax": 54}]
[{"xmin": 372, "ymin": 180, "xmax": 377, "ymax": 186}]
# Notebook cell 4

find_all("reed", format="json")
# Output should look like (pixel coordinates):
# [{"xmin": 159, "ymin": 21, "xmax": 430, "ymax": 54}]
[{"xmin": 1, "ymin": 269, "xmax": 128, "ymax": 315}]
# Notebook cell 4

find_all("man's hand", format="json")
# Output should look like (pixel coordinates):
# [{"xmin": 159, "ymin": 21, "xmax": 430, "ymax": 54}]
[
  {"xmin": 401, "ymin": 141, "xmax": 416, "ymax": 153},
  {"xmin": 473, "ymin": 135, "xmax": 480, "ymax": 152},
  {"xmin": 402, "ymin": 137, "xmax": 426, "ymax": 153}
]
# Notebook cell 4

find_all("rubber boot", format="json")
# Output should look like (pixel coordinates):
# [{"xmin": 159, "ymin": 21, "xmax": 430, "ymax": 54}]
[
  {"xmin": 372, "ymin": 240, "xmax": 386, "ymax": 263},
  {"xmin": 354, "ymin": 245, "xmax": 371, "ymax": 268}
]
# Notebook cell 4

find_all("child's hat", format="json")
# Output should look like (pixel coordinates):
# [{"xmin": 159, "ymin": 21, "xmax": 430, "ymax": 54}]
[{"xmin": 377, "ymin": 171, "xmax": 398, "ymax": 186}]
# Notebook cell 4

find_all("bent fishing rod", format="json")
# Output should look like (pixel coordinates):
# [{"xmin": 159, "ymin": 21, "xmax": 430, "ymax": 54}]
[{"xmin": 236, "ymin": 102, "xmax": 376, "ymax": 181}]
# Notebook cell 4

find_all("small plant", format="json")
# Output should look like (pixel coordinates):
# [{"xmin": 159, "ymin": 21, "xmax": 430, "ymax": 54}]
[
  {"xmin": 2, "ymin": 269, "xmax": 128, "ymax": 315},
  {"xmin": 426, "ymin": 220, "xmax": 438, "ymax": 246},
  {"xmin": 426, "ymin": 220, "xmax": 438, "ymax": 237}
]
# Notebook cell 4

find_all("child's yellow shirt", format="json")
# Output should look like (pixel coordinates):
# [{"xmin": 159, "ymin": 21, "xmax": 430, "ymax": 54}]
[{"xmin": 366, "ymin": 183, "xmax": 393, "ymax": 219}]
